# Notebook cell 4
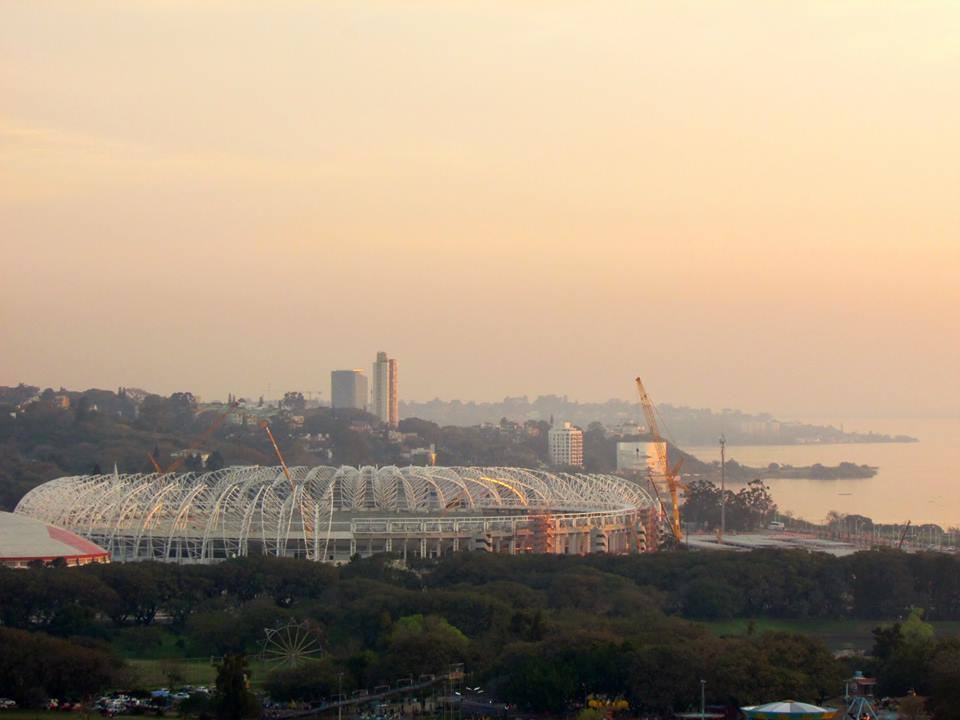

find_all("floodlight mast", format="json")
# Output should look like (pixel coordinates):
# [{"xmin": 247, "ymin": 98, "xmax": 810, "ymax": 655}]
[{"xmin": 719, "ymin": 434, "xmax": 726, "ymax": 543}]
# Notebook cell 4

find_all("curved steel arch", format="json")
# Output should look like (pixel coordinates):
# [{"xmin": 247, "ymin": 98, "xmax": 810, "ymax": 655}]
[{"xmin": 14, "ymin": 465, "xmax": 658, "ymax": 563}]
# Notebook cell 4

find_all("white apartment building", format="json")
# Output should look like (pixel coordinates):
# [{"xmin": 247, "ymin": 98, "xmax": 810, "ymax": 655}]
[{"xmin": 548, "ymin": 421, "xmax": 584, "ymax": 467}]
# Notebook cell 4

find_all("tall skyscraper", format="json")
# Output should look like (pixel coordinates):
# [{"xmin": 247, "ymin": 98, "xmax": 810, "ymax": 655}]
[
  {"xmin": 371, "ymin": 351, "xmax": 399, "ymax": 427},
  {"xmin": 388, "ymin": 357, "xmax": 398, "ymax": 427},
  {"xmin": 372, "ymin": 352, "xmax": 389, "ymax": 422},
  {"xmin": 331, "ymin": 370, "xmax": 368, "ymax": 411}
]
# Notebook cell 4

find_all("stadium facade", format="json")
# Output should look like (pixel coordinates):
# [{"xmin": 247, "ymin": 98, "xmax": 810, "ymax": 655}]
[{"xmin": 15, "ymin": 466, "xmax": 660, "ymax": 564}]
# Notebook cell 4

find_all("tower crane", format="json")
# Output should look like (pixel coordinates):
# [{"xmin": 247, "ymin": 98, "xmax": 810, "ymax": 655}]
[{"xmin": 635, "ymin": 377, "xmax": 685, "ymax": 543}]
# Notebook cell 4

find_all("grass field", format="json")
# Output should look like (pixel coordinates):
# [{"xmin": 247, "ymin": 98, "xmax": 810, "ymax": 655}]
[
  {"xmin": 0, "ymin": 713, "xmax": 142, "ymax": 720},
  {"xmin": 701, "ymin": 618, "xmax": 960, "ymax": 651},
  {"xmin": 126, "ymin": 658, "xmax": 273, "ymax": 689}
]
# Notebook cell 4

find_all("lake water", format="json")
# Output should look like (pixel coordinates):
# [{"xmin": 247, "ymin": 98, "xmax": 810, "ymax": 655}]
[{"xmin": 685, "ymin": 417, "xmax": 960, "ymax": 527}]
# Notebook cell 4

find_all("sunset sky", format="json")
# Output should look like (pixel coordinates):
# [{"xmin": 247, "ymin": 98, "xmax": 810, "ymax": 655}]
[{"xmin": 2, "ymin": 1, "xmax": 957, "ymax": 418}]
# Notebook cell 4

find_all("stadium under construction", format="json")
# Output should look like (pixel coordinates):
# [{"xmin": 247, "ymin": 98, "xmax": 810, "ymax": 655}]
[{"xmin": 14, "ymin": 466, "xmax": 660, "ymax": 564}]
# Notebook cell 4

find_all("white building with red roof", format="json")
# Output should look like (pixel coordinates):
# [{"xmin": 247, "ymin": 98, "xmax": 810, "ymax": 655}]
[{"xmin": 0, "ymin": 511, "xmax": 109, "ymax": 568}]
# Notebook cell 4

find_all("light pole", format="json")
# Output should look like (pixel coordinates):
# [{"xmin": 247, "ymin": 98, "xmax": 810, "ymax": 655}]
[
  {"xmin": 338, "ymin": 672, "xmax": 343, "ymax": 720},
  {"xmin": 700, "ymin": 679, "xmax": 706, "ymax": 720},
  {"xmin": 719, "ymin": 435, "xmax": 726, "ymax": 543}
]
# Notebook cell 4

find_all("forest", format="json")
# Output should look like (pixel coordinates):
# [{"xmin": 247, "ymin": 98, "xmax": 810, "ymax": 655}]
[{"xmin": 5, "ymin": 550, "xmax": 960, "ymax": 716}]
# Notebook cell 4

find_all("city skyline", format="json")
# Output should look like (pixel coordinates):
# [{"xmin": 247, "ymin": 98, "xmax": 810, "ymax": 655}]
[{"xmin": 2, "ymin": 1, "xmax": 957, "ymax": 419}]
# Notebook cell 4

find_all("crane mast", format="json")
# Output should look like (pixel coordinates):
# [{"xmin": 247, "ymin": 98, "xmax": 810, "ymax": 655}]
[{"xmin": 635, "ymin": 377, "xmax": 684, "ymax": 543}]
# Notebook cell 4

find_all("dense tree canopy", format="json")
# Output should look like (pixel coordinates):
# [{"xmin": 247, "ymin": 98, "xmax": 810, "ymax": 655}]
[{"xmin": 7, "ymin": 549, "xmax": 960, "ymax": 712}]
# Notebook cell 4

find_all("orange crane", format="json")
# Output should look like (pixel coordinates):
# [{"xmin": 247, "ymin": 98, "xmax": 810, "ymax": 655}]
[
  {"xmin": 144, "ymin": 403, "xmax": 236, "ymax": 475},
  {"xmin": 635, "ymin": 377, "xmax": 685, "ymax": 543},
  {"xmin": 260, "ymin": 420, "xmax": 319, "ymax": 555},
  {"xmin": 162, "ymin": 402, "xmax": 237, "ymax": 474},
  {"xmin": 260, "ymin": 420, "xmax": 296, "ymax": 493},
  {"xmin": 147, "ymin": 452, "xmax": 163, "ymax": 473}
]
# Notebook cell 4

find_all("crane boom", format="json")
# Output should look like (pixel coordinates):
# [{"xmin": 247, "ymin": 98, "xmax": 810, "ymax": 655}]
[
  {"xmin": 897, "ymin": 520, "xmax": 912, "ymax": 550},
  {"xmin": 635, "ymin": 377, "xmax": 661, "ymax": 440},
  {"xmin": 260, "ymin": 420, "xmax": 318, "ymax": 556},
  {"xmin": 147, "ymin": 452, "xmax": 162, "ymax": 473},
  {"xmin": 165, "ymin": 402, "xmax": 236, "ymax": 474},
  {"xmin": 260, "ymin": 420, "xmax": 295, "ymax": 492},
  {"xmin": 635, "ymin": 377, "xmax": 684, "ymax": 543}
]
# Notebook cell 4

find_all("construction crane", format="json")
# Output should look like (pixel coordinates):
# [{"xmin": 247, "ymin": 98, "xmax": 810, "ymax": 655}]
[
  {"xmin": 147, "ymin": 452, "xmax": 163, "ymax": 473},
  {"xmin": 897, "ymin": 520, "xmax": 912, "ymax": 550},
  {"xmin": 142, "ymin": 403, "xmax": 236, "ymax": 475},
  {"xmin": 635, "ymin": 377, "xmax": 685, "ymax": 543},
  {"xmin": 260, "ymin": 420, "xmax": 296, "ymax": 493},
  {"xmin": 260, "ymin": 420, "xmax": 321, "ymax": 557},
  {"xmin": 164, "ymin": 402, "xmax": 237, "ymax": 474}
]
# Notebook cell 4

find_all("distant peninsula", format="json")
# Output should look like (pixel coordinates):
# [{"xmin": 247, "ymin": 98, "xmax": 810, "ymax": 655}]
[
  {"xmin": 673, "ymin": 450, "xmax": 879, "ymax": 482},
  {"xmin": 721, "ymin": 459, "xmax": 878, "ymax": 482},
  {"xmin": 400, "ymin": 395, "xmax": 917, "ymax": 446}
]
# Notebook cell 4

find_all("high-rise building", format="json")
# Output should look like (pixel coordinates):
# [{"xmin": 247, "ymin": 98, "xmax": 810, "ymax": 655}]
[
  {"xmin": 372, "ymin": 352, "xmax": 389, "ymax": 422},
  {"xmin": 548, "ymin": 421, "xmax": 583, "ymax": 467},
  {"xmin": 371, "ymin": 351, "xmax": 399, "ymax": 427},
  {"xmin": 388, "ymin": 358, "xmax": 398, "ymax": 427},
  {"xmin": 331, "ymin": 370, "xmax": 368, "ymax": 411}
]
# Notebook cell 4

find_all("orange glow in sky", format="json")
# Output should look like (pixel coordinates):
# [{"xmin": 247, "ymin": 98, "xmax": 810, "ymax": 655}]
[{"xmin": 1, "ymin": 1, "xmax": 957, "ymax": 417}]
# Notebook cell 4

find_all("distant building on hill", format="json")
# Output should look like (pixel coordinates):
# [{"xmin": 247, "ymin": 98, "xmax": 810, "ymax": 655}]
[
  {"xmin": 331, "ymin": 370, "xmax": 368, "ymax": 411},
  {"xmin": 548, "ymin": 421, "xmax": 583, "ymax": 467}
]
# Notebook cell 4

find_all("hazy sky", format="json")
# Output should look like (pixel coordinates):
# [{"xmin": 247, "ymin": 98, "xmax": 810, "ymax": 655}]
[{"xmin": 2, "ymin": 1, "xmax": 957, "ymax": 418}]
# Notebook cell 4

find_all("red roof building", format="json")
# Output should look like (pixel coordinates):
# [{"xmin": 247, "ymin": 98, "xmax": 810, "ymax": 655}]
[{"xmin": 0, "ymin": 511, "xmax": 109, "ymax": 568}]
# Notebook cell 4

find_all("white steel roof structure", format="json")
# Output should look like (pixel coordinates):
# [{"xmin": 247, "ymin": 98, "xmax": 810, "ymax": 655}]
[{"xmin": 15, "ymin": 466, "xmax": 657, "ymax": 563}]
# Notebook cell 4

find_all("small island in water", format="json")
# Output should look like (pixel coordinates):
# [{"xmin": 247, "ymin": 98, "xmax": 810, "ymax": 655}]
[
  {"xmin": 743, "ymin": 460, "xmax": 877, "ymax": 480},
  {"xmin": 680, "ymin": 453, "xmax": 878, "ymax": 481}
]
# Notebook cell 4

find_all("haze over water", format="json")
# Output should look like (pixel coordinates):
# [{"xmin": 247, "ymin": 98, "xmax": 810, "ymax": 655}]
[{"xmin": 688, "ymin": 417, "xmax": 960, "ymax": 527}]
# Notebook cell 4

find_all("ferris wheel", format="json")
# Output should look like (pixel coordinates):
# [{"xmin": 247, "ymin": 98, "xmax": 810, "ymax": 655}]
[{"xmin": 260, "ymin": 621, "xmax": 324, "ymax": 668}]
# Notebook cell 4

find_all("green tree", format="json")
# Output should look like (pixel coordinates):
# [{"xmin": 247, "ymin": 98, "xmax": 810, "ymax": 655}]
[
  {"xmin": 282, "ymin": 392, "xmax": 307, "ymax": 413},
  {"xmin": 873, "ymin": 609, "xmax": 935, "ymax": 695},
  {"xmin": 929, "ymin": 638, "xmax": 960, "ymax": 720},
  {"xmin": 264, "ymin": 659, "xmax": 340, "ymax": 702},
  {"xmin": 213, "ymin": 654, "xmax": 259, "ymax": 720},
  {"xmin": 379, "ymin": 614, "xmax": 468, "ymax": 678},
  {"xmin": 0, "ymin": 627, "xmax": 125, "ymax": 706}
]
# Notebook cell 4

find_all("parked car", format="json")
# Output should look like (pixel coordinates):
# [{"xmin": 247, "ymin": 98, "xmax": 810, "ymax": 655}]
[{"xmin": 0, "ymin": 699, "xmax": 18, "ymax": 710}]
